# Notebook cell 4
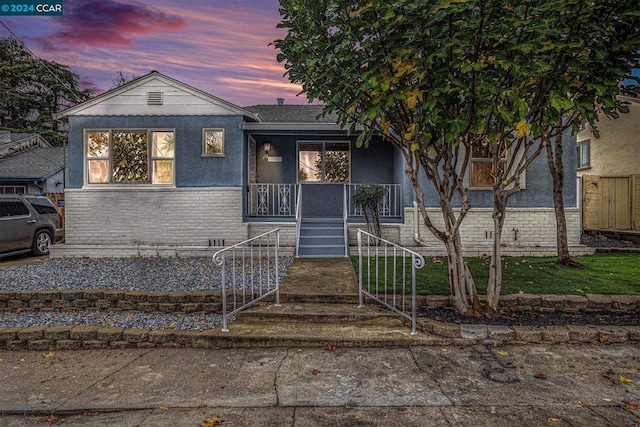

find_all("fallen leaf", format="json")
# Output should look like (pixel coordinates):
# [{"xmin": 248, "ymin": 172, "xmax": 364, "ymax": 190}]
[
  {"xmin": 312, "ymin": 369, "xmax": 321, "ymax": 376},
  {"xmin": 167, "ymin": 322, "xmax": 176, "ymax": 329},
  {"xmin": 535, "ymin": 372, "xmax": 547, "ymax": 380},
  {"xmin": 201, "ymin": 416, "xmax": 224, "ymax": 427},
  {"xmin": 548, "ymin": 418, "xmax": 560, "ymax": 423},
  {"xmin": 353, "ymin": 415, "xmax": 362, "ymax": 420},
  {"xmin": 38, "ymin": 414, "xmax": 58, "ymax": 423},
  {"xmin": 218, "ymin": 383, "xmax": 225, "ymax": 389},
  {"xmin": 43, "ymin": 351, "xmax": 56, "ymax": 358},
  {"xmin": 603, "ymin": 398, "xmax": 613, "ymax": 402},
  {"xmin": 622, "ymin": 400, "xmax": 639, "ymax": 410},
  {"xmin": 325, "ymin": 343, "xmax": 337, "ymax": 352},
  {"xmin": 352, "ymin": 393, "xmax": 364, "ymax": 398},
  {"xmin": 518, "ymin": 290, "xmax": 524, "ymax": 294},
  {"xmin": 159, "ymin": 406, "xmax": 169, "ymax": 411},
  {"xmin": 15, "ymin": 307, "xmax": 23, "ymax": 314},
  {"xmin": 440, "ymin": 348, "xmax": 448, "ymax": 352},
  {"xmin": 497, "ymin": 350, "xmax": 508, "ymax": 356},
  {"xmin": 599, "ymin": 335, "xmax": 608, "ymax": 343},
  {"xmin": 19, "ymin": 358, "xmax": 25, "ymax": 362},
  {"xmin": 0, "ymin": 358, "xmax": 3, "ymax": 363},
  {"xmin": 619, "ymin": 375, "xmax": 634, "ymax": 384}
]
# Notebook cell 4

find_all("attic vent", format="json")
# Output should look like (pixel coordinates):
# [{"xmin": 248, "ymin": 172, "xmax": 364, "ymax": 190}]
[{"xmin": 147, "ymin": 92, "xmax": 163, "ymax": 105}]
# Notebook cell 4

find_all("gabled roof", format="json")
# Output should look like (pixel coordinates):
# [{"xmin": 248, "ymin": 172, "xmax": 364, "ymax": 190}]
[
  {"xmin": 244, "ymin": 104, "xmax": 338, "ymax": 123},
  {"xmin": 0, "ymin": 146, "xmax": 65, "ymax": 180},
  {"xmin": 55, "ymin": 71, "xmax": 259, "ymax": 119}
]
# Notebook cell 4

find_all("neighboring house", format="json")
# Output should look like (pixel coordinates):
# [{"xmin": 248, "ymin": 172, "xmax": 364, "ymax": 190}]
[
  {"xmin": 577, "ymin": 95, "xmax": 640, "ymax": 231},
  {"xmin": 0, "ymin": 131, "xmax": 65, "ymax": 197},
  {"xmin": 52, "ymin": 71, "xmax": 583, "ymax": 258}
]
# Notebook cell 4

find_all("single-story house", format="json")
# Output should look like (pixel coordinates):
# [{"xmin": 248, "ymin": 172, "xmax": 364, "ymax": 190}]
[
  {"xmin": 0, "ymin": 131, "xmax": 65, "ymax": 197},
  {"xmin": 52, "ymin": 71, "xmax": 584, "ymax": 258},
  {"xmin": 577, "ymin": 95, "xmax": 640, "ymax": 231}
]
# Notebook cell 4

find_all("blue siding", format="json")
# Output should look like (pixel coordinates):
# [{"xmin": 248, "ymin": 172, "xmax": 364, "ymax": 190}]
[
  {"xmin": 67, "ymin": 116, "xmax": 245, "ymax": 188},
  {"xmin": 252, "ymin": 134, "xmax": 396, "ymax": 184},
  {"xmin": 414, "ymin": 129, "xmax": 577, "ymax": 208}
]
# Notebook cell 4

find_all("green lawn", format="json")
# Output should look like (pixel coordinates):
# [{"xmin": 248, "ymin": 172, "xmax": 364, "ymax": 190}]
[{"xmin": 352, "ymin": 254, "xmax": 640, "ymax": 295}]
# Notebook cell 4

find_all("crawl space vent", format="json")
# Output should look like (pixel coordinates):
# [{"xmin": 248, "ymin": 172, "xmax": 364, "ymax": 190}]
[{"xmin": 147, "ymin": 92, "xmax": 163, "ymax": 105}]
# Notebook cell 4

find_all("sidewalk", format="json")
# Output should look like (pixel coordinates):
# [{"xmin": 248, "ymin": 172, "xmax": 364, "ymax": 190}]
[{"xmin": 1, "ymin": 345, "xmax": 639, "ymax": 426}]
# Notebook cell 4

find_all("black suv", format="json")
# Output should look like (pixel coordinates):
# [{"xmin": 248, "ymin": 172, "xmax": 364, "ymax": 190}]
[{"xmin": 0, "ymin": 195, "xmax": 64, "ymax": 258}]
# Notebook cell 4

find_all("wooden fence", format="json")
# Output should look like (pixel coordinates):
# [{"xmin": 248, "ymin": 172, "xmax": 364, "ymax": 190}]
[{"xmin": 582, "ymin": 175, "xmax": 639, "ymax": 231}]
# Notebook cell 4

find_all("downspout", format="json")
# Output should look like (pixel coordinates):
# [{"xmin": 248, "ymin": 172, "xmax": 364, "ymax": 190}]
[{"xmin": 413, "ymin": 200, "xmax": 428, "ymax": 246}]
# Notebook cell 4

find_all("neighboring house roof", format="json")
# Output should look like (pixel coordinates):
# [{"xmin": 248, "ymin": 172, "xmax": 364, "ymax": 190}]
[
  {"xmin": 54, "ymin": 71, "xmax": 259, "ymax": 119},
  {"xmin": 244, "ymin": 104, "xmax": 338, "ymax": 123},
  {"xmin": 0, "ymin": 146, "xmax": 65, "ymax": 180}
]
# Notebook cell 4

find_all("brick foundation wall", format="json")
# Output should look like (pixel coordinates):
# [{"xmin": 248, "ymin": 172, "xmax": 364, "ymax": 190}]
[
  {"xmin": 398, "ymin": 207, "xmax": 581, "ymax": 247},
  {"xmin": 64, "ymin": 188, "xmax": 248, "ymax": 246}
]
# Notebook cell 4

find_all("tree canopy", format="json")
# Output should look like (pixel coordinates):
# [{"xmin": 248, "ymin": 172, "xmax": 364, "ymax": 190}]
[
  {"xmin": 276, "ymin": 0, "xmax": 640, "ymax": 314},
  {"xmin": 0, "ymin": 38, "xmax": 92, "ymax": 146}
]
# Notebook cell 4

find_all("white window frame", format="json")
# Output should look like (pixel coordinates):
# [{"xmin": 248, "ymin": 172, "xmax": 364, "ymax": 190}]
[
  {"xmin": 577, "ymin": 140, "xmax": 590, "ymax": 170},
  {"xmin": 297, "ymin": 140, "xmax": 351, "ymax": 184},
  {"xmin": 0, "ymin": 186, "xmax": 26, "ymax": 194},
  {"xmin": 84, "ymin": 129, "xmax": 175, "ymax": 187},
  {"xmin": 202, "ymin": 128, "xmax": 225, "ymax": 157}
]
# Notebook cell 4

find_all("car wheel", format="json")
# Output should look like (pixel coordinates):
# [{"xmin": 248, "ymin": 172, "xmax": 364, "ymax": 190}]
[{"xmin": 32, "ymin": 230, "xmax": 53, "ymax": 256}]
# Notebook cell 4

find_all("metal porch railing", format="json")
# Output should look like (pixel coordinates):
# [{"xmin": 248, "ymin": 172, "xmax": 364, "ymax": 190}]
[
  {"xmin": 347, "ymin": 184, "xmax": 403, "ymax": 218},
  {"xmin": 356, "ymin": 228, "xmax": 425, "ymax": 335},
  {"xmin": 247, "ymin": 184, "xmax": 298, "ymax": 217},
  {"xmin": 213, "ymin": 228, "xmax": 281, "ymax": 332}
]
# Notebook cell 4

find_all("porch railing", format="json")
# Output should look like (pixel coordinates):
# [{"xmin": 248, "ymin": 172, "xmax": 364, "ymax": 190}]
[
  {"xmin": 247, "ymin": 184, "xmax": 298, "ymax": 217},
  {"xmin": 213, "ymin": 228, "xmax": 281, "ymax": 332},
  {"xmin": 356, "ymin": 228, "xmax": 425, "ymax": 335},
  {"xmin": 347, "ymin": 184, "xmax": 403, "ymax": 218}
]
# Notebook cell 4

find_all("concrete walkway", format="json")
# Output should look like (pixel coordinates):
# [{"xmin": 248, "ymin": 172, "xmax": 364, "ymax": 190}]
[{"xmin": 1, "ymin": 344, "xmax": 639, "ymax": 426}]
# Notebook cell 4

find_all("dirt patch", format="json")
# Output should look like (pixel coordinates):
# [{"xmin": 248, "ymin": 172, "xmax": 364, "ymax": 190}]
[{"xmin": 420, "ymin": 308, "xmax": 640, "ymax": 327}]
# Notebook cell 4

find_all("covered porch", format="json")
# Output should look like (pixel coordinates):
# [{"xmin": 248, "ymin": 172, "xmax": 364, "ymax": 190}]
[{"xmin": 242, "ymin": 128, "xmax": 407, "ymax": 257}]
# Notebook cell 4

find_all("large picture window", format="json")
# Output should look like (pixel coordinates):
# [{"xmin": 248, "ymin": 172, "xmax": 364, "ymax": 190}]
[
  {"xmin": 298, "ymin": 141, "xmax": 350, "ymax": 183},
  {"xmin": 86, "ymin": 129, "xmax": 174, "ymax": 185}
]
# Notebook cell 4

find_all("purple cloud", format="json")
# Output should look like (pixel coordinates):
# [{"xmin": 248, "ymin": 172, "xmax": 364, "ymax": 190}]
[{"xmin": 37, "ymin": 0, "xmax": 186, "ymax": 50}]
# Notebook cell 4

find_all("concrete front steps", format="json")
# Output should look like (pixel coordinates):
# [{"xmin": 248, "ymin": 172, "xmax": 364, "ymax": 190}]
[
  {"xmin": 297, "ymin": 217, "xmax": 346, "ymax": 258},
  {"xmin": 205, "ymin": 257, "xmax": 440, "ymax": 348}
]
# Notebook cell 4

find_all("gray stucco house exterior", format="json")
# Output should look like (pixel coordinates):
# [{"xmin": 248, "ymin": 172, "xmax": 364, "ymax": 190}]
[{"xmin": 52, "ymin": 71, "xmax": 583, "ymax": 258}]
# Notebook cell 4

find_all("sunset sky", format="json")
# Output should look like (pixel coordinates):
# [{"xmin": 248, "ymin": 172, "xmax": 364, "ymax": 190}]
[{"xmin": 0, "ymin": 0, "xmax": 303, "ymax": 106}]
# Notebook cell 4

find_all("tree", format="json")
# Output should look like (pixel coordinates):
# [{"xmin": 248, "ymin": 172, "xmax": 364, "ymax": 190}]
[
  {"xmin": 276, "ymin": 0, "xmax": 640, "ymax": 315},
  {"xmin": 111, "ymin": 71, "xmax": 136, "ymax": 89},
  {"xmin": 0, "ymin": 38, "xmax": 91, "ymax": 146}
]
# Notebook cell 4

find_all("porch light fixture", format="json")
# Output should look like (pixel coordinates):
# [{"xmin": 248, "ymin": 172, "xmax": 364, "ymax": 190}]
[{"xmin": 263, "ymin": 142, "xmax": 271, "ymax": 159}]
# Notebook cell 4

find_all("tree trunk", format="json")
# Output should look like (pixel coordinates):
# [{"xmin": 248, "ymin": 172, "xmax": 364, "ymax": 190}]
[
  {"xmin": 486, "ymin": 202, "xmax": 505, "ymax": 313},
  {"xmin": 546, "ymin": 130, "xmax": 581, "ymax": 267}
]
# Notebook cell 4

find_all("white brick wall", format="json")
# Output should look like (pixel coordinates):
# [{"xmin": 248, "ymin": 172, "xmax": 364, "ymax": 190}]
[
  {"xmin": 64, "ymin": 188, "xmax": 248, "ymax": 246},
  {"xmin": 398, "ymin": 206, "xmax": 581, "ymax": 247},
  {"xmin": 248, "ymin": 223, "xmax": 297, "ymax": 246}
]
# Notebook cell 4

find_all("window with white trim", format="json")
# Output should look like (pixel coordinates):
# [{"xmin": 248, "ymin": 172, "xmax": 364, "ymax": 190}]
[
  {"xmin": 203, "ymin": 128, "xmax": 224, "ymax": 156},
  {"xmin": 577, "ymin": 140, "xmax": 590, "ymax": 169},
  {"xmin": 86, "ymin": 130, "xmax": 174, "ymax": 185},
  {"xmin": 0, "ymin": 186, "xmax": 26, "ymax": 194}
]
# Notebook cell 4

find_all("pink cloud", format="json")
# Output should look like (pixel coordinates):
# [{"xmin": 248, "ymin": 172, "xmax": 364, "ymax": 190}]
[{"xmin": 37, "ymin": 0, "xmax": 186, "ymax": 50}]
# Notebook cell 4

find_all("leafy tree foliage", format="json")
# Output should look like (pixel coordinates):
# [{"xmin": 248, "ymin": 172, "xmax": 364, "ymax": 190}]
[
  {"xmin": 276, "ymin": 0, "xmax": 640, "ymax": 314},
  {"xmin": 0, "ymin": 38, "xmax": 91, "ymax": 146}
]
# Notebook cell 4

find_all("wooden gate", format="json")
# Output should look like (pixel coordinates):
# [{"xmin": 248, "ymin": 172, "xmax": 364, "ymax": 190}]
[{"xmin": 583, "ymin": 175, "xmax": 638, "ymax": 231}]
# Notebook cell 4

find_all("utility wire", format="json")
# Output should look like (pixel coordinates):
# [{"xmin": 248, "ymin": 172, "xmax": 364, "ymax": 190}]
[{"xmin": 0, "ymin": 19, "xmax": 85, "ymax": 104}]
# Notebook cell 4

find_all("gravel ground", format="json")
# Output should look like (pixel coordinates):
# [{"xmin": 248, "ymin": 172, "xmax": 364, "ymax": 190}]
[
  {"xmin": 0, "ymin": 256, "xmax": 292, "ymax": 330},
  {"xmin": 581, "ymin": 232, "xmax": 640, "ymax": 248}
]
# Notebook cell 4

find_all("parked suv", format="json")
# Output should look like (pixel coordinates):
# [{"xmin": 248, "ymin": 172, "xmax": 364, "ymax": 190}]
[{"xmin": 0, "ymin": 195, "xmax": 64, "ymax": 258}]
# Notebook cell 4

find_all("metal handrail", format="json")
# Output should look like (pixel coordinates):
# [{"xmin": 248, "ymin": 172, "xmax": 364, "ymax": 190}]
[
  {"xmin": 343, "ymin": 184, "xmax": 349, "ymax": 256},
  {"xmin": 295, "ymin": 184, "xmax": 302, "ymax": 256},
  {"xmin": 356, "ymin": 228, "xmax": 425, "ymax": 335},
  {"xmin": 213, "ymin": 228, "xmax": 281, "ymax": 332}
]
